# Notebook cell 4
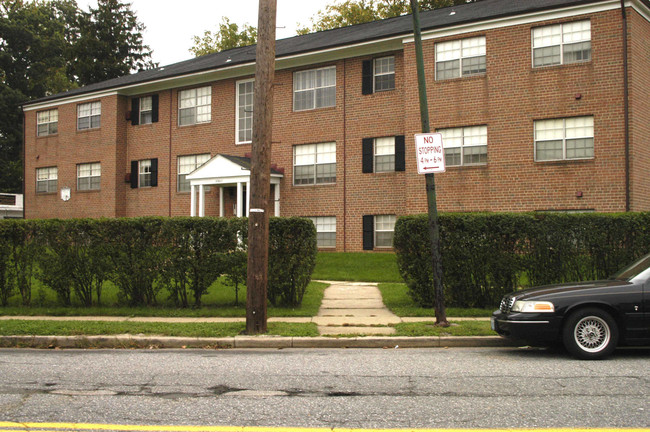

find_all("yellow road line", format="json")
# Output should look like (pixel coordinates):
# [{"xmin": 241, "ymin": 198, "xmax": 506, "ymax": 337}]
[{"xmin": 0, "ymin": 424, "xmax": 648, "ymax": 432}]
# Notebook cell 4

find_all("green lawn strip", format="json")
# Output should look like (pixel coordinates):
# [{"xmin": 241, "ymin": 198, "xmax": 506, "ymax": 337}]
[
  {"xmin": 379, "ymin": 283, "xmax": 494, "ymax": 317},
  {"xmin": 313, "ymin": 252, "xmax": 401, "ymax": 282},
  {"xmin": 393, "ymin": 320, "xmax": 496, "ymax": 337},
  {"xmin": 0, "ymin": 320, "xmax": 319, "ymax": 338},
  {"xmin": 0, "ymin": 282, "xmax": 327, "ymax": 318}
]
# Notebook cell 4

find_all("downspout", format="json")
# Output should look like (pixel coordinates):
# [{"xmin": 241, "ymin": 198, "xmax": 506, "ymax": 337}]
[
  {"xmin": 342, "ymin": 59, "xmax": 347, "ymax": 251},
  {"xmin": 621, "ymin": 0, "xmax": 630, "ymax": 211},
  {"xmin": 168, "ymin": 89, "xmax": 173, "ymax": 217}
]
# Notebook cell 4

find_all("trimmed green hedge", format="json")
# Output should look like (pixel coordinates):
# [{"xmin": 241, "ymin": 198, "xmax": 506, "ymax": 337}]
[
  {"xmin": 394, "ymin": 213, "xmax": 650, "ymax": 308},
  {"xmin": 0, "ymin": 217, "xmax": 316, "ymax": 308}
]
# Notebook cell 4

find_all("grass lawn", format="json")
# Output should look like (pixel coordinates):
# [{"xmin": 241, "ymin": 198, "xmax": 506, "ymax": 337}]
[
  {"xmin": 0, "ymin": 319, "xmax": 319, "ymax": 338},
  {"xmin": 313, "ymin": 252, "xmax": 401, "ymax": 282},
  {"xmin": 393, "ymin": 321, "xmax": 495, "ymax": 337},
  {"xmin": 379, "ymin": 283, "xmax": 494, "ymax": 317},
  {"xmin": 0, "ymin": 280, "xmax": 327, "ymax": 318}
]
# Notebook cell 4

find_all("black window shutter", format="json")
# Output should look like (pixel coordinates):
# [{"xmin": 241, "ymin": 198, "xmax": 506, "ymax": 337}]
[
  {"xmin": 131, "ymin": 98, "xmax": 139, "ymax": 126},
  {"xmin": 395, "ymin": 135, "xmax": 406, "ymax": 172},
  {"xmin": 362, "ymin": 60, "xmax": 373, "ymax": 95},
  {"xmin": 362, "ymin": 215, "xmax": 374, "ymax": 250},
  {"xmin": 150, "ymin": 158, "xmax": 158, "ymax": 187},
  {"xmin": 362, "ymin": 138, "xmax": 374, "ymax": 173},
  {"xmin": 151, "ymin": 94, "xmax": 159, "ymax": 123},
  {"xmin": 130, "ymin": 160, "xmax": 138, "ymax": 188}
]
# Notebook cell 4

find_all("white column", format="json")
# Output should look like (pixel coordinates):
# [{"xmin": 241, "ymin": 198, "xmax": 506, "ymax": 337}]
[
  {"xmin": 236, "ymin": 182, "xmax": 243, "ymax": 217},
  {"xmin": 190, "ymin": 184, "xmax": 196, "ymax": 217},
  {"xmin": 198, "ymin": 184, "xmax": 205, "ymax": 217},
  {"xmin": 219, "ymin": 187, "xmax": 224, "ymax": 218},
  {"xmin": 274, "ymin": 182, "xmax": 280, "ymax": 216},
  {"xmin": 245, "ymin": 180, "xmax": 250, "ymax": 217}
]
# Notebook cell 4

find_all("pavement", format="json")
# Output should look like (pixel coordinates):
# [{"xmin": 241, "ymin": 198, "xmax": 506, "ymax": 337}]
[{"xmin": 0, "ymin": 281, "xmax": 511, "ymax": 349}]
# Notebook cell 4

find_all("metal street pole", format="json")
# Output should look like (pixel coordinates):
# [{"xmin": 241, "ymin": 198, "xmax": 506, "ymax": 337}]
[
  {"xmin": 246, "ymin": 0, "xmax": 277, "ymax": 334},
  {"xmin": 410, "ymin": 0, "xmax": 448, "ymax": 326}
]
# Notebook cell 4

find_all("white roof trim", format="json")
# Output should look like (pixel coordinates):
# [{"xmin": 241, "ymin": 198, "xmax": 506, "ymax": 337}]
[{"xmin": 23, "ymin": 91, "xmax": 118, "ymax": 112}]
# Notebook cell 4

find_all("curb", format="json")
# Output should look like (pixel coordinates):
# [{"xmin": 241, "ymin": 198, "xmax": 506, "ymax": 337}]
[{"xmin": 0, "ymin": 335, "xmax": 518, "ymax": 349}]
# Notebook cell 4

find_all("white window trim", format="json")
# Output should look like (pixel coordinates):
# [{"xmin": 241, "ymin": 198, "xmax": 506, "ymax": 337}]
[
  {"xmin": 293, "ymin": 66, "xmax": 336, "ymax": 111},
  {"xmin": 373, "ymin": 56, "xmax": 395, "ymax": 92},
  {"xmin": 435, "ymin": 36, "xmax": 486, "ymax": 81},
  {"xmin": 178, "ymin": 86, "xmax": 212, "ymax": 126},
  {"xmin": 374, "ymin": 136, "xmax": 396, "ymax": 173},
  {"xmin": 531, "ymin": 20, "xmax": 591, "ymax": 68},
  {"xmin": 293, "ymin": 142, "xmax": 337, "ymax": 186},
  {"xmin": 374, "ymin": 215, "xmax": 396, "ymax": 249},
  {"xmin": 310, "ymin": 216, "xmax": 337, "ymax": 248},
  {"xmin": 37, "ymin": 109, "xmax": 58, "ymax": 137},
  {"xmin": 534, "ymin": 116, "xmax": 594, "ymax": 162},
  {"xmin": 77, "ymin": 101, "xmax": 101, "ymax": 130},
  {"xmin": 236, "ymin": 78, "xmax": 254, "ymax": 144},
  {"xmin": 77, "ymin": 162, "xmax": 101, "ymax": 191},
  {"xmin": 177, "ymin": 153, "xmax": 210, "ymax": 192},
  {"xmin": 139, "ymin": 96, "xmax": 153, "ymax": 125},
  {"xmin": 438, "ymin": 125, "xmax": 488, "ymax": 167},
  {"xmin": 36, "ymin": 167, "xmax": 57, "ymax": 194},
  {"xmin": 139, "ymin": 159, "xmax": 152, "ymax": 188}
]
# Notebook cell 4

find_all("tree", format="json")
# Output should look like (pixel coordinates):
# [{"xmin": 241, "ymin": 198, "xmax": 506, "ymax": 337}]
[
  {"xmin": 297, "ymin": 0, "xmax": 480, "ymax": 34},
  {"xmin": 189, "ymin": 17, "xmax": 257, "ymax": 57},
  {"xmin": 71, "ymin": 0, "xmax": 156, "ymax": 85}
]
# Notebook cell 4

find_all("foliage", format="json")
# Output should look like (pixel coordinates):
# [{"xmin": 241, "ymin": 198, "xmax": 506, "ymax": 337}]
[
  {"xmin": 297, "ymin": 0, "xmax": 480, "ymax": 34},
  {"xmin": 0, "ymin": 0, "xmax": 154, "ymax": 193},
  {"xmin": 189, "ymin": 17, "xmax": 257, "ymax": 57},
  {"xmin": 36, "ymin": 219, "xmax": 109, "ymax": 307},
  {"xmin": 267, "ymin": 218, "xmax": 318, "ymax": 307},
  {"xmin": 160, "ymin": 217, "xmax": 237, "ymax": 307},
  {"xmin": 0, "ymin": 221, "xmax": 12, "ymax": 305},
  {"xmin": 1, "ymin": 219, "xmax": 39, "ymax": 305},
  {"xmin": 394, "ymin": 213, "xmax": 650, "ymax": 309},
  {"xmin": 223, "ymin": 250, "xmax": 247, "ymax": 306}
]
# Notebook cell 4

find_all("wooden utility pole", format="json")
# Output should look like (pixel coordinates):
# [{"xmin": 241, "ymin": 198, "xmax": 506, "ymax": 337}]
[
  {"xmin": 410, "ymin": 0, "xmax": 448, "ymax": 326},
  {"xmin": 246, "ymin": 0, "xmax": 277, "ymax": 334}
]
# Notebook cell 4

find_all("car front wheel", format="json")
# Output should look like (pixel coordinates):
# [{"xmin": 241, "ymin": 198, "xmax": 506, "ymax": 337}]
[{"xmin": 562, "ymin": 308, "xmax": 619, "ymax": 360}]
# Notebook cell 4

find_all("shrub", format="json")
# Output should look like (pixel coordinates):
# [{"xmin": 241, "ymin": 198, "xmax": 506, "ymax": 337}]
[
  {"xmin": 0, "ymin": 222, "xmax": 13, "ymax": 306},
  {"xmin": 2, "ymin": 220, "xmax": 39, "ymax": 306}
]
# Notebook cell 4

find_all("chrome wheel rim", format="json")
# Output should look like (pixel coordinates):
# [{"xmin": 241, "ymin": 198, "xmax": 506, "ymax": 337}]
[{"xmin": 574, "ymin": 315, "xmax": 610, "ymax": 353}]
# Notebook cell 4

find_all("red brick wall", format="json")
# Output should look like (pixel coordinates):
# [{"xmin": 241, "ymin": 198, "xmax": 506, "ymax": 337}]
[
  {"xmin": 23, "ymin": 7, "xmax": 648, "ymax": 252},
  {"xmin": 628, "ymin": 8, "xmax": 650, "ymax": 210}
]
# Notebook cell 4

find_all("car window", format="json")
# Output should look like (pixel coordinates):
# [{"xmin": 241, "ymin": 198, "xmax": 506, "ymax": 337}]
[{"xmin": 611, "ymin": 253, "xmax": 650, "ymax": 281}]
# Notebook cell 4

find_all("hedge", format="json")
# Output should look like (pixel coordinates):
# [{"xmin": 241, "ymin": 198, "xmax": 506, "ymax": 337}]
[
  {"xmin": 394, "ymin": 213, "xmax": 650, "ymax": 308},
  {"xmin": 0, "ymin": 216, "xmax": 316, "ymax": 308}
]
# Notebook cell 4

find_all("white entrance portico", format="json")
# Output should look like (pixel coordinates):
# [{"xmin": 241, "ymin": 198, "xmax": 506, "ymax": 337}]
[{"xmin": 186, "ymin": 154, "xmax": 283, "ymax": 217}]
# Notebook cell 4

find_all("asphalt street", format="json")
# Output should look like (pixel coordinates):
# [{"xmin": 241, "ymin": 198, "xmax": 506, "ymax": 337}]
[{"xmin": 0, "ymin": 347, "xmax": 648, "ymax": 429}]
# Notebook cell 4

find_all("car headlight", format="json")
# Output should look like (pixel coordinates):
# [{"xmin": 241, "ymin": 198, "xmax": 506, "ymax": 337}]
[{"xmin": 511, "ymin": 300, "xmax": 555, "ymax": 313}]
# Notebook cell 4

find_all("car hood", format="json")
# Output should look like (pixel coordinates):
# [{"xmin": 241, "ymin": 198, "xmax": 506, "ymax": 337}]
[{"xmin": 507, "ymin": 279, "xmax": 632, "ymax": 301}]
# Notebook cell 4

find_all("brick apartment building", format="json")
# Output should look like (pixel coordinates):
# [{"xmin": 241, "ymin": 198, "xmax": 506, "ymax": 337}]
[{"xmin": 22, "ymin": 0, "xmax": 650, "ymax": 251}]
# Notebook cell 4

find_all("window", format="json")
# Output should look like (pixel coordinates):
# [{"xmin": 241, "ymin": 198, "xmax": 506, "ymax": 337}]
[
  {"xmin": 36, "ymin": 167, "xmax": 57, "ymax": 193},
  {"xmin": 179, "ymin": 86, "xmax": 211, "ymax": 126},
  {"xmin": 532, "ymin": 21, "xmax": 591, "ymax": 67},
  {"xmin": 77, "ymin": 162, "xmax": 101, "ymax": 191},
  {"xmin": 236, "ymin": 79, "xmax": 254, "ymax": 144},
  {"xmin": 37, "ymin": 109, "xmax": 58, "ymax": 136},
  {"xmin": 293, "ymin": 66, "xmax": 336, "ymax": 111},
  {"xmin": 139, "ymin": 160, "xmax": 152, "ymax": 187},
  {"xmin": 309, "ymin": 216, "xmax": 336, "ymax": 248},
  {"xmin": 362, "ymin": 136, "xmax": 405, "ymax": 174},
  {"xmin": 178, "ymin": 154, "xmax": 210, "ymax": 192},
  {"xmin": 293, "ymin": 142, "xmax": 336, "ymax": 185},
  {"xmin": 374, "ymin": 56, "xmax": 395, "ymax": 92},
  {"xmin": 535, "ymin": 116, "xmax": 594, "ymax": 161},
  {"xmin": 77, "ymin": 101, "xmax": 101, "ymax": 130},
  {"xmin": 140, "ymin": 96, "xmax": 153, "ymax": 124},
  {"xmin": 374, "ymin": 137, "xmax": 396, "ymax": 173},
  {"xmin": 438, "ymin": 126, "xmax": 487, "ymax": 166},
  {"xmin": 435, "ymin": 36, "xmax": 486, "ymax": 80},
  {"xmin": 363, "ymin": 214, "xmax": 396, "ymax": 250}
]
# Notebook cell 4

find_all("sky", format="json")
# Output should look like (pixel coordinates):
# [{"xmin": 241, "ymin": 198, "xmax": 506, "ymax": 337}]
[{"xmin": 76, "ymin": 0, "xmax": 335, "ymax": 66}]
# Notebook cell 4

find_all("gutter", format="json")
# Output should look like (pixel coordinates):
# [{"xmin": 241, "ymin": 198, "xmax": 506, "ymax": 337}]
[{"xmin": 621, "ymin": 0, "xmax": 631, "ymax": 211}]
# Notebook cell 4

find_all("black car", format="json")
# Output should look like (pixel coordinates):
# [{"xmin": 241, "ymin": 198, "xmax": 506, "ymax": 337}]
[{"xmin": 492, "ymin": 253, "xmax": 650, "ymax": 359}]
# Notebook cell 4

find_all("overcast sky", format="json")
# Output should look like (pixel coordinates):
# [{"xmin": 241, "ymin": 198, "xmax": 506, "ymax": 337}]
[{"xmin": 76, "ymin": 0, "xmax": 335, "ymax": 66}]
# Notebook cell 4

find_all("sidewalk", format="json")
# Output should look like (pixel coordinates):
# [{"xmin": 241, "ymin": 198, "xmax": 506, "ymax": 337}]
[{"xmin": 0, "ymin": 281, "xmax": 505, "ymax": 349}]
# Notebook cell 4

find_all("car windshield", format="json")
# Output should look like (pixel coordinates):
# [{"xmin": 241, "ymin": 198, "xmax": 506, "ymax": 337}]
[{"xmin": 610, "ymin": 253, "xmax": 650, "ymax": 281}]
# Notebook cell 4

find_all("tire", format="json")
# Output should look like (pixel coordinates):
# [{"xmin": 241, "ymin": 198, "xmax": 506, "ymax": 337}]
[{"xmin": 562, "ymin": 308, "xmax": 619, "ymax": 360}]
